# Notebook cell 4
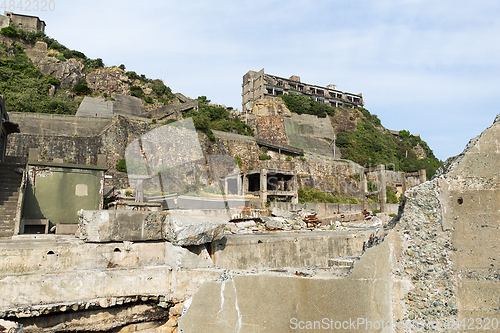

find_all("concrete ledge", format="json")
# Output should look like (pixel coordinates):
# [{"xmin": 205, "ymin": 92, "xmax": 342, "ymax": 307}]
[{"xmin": 210, "ymin": 230, "xmax": 374, "ymax": 270}]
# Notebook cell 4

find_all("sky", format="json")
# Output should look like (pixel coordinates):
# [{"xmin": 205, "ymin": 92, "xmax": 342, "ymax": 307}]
[{"xmin": 23, "ymin": 0, "xmax": 500, "ymax": 161}]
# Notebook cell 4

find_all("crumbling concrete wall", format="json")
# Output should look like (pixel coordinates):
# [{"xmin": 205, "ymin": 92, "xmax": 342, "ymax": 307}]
[
  {"xmin": 390, "ymin": 115, "xmax": 500, "ymax": 327},
  {"xmin": 179, "ymin": 233, "xmax": 394, "ymax": 332}
]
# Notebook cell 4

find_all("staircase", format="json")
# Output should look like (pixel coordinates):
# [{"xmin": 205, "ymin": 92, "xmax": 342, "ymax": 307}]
[{"xmin": 0, "ymin": 163, "xmax": 24, "ymax": 237}]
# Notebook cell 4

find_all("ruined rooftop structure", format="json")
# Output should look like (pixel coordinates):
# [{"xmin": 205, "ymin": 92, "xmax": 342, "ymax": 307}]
[
  {"xmin": 0, "ymin": 11, "xmax": 46, "ymax": 32},
  {"xmin": 242, "ymin": 68, "xmax": 364, "ymax": 113}
]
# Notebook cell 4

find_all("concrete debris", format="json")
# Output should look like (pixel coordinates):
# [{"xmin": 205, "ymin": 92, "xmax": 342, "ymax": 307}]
[
  {"xmin": 164, "ymin": 213, "xmax": 226, "ymax": 246},
  {"xmin": 261, "ymin": 216, "xmax": 287, "ymax": 230},
  {"xmin": 0, "ymin": 319, "xmax": 22, "ymax": 333},
  {"xmin": 77, "ymin": 210, "xmax": 225, "ymax": 246}
]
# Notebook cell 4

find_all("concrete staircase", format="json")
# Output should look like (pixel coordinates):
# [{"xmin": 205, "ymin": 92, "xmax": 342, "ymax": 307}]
[{"xmin": 0, "ymin": 163, "xmax": 23, "ymax": 237}]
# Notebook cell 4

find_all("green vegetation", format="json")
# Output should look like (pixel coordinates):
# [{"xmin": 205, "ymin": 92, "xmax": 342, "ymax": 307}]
[
  {"xmin": 280, "ymin": 93, "xmax": 336, "ymax": 118},
  {"xmin": 386, "ymin": 188, "xmax": 399, "ymax": 204},
  {"xmin": 116, "ymin": 159, "xmax": 127, "ymax": 172},
  {"xmin": 184, "ymin": 97, "xmax": 253, "ymax": 141},
  {"xmin": 336, "ymin": 108, "xmax": 442, "ymax": 179},
  {"xmin": 234, "ymin": 155, "xmax": 243, "ymax": 168},
  {"xmin": 259, "ymin": 154, "xmax": 272, "ymax": 160},
  {"xmin": 115, "ymin": 157, "xmax": 150, "ymax": 175},
  {"xmin": 0, "ymin": 43, "xmax": 79, "ymax": 114},
  {"xmin": 298, "ymin": 187, "xmax": 361, "ymax": 204},
  {"xmin": 72, "ymin": 78, "xmax": 92, "ymax": 96},
  {"xmin": 129, "ymin": 85, "xmax": 144, "ymax": 98},
  {"xmin": 0, "ymin": 25, "xmax": 177, "ymax": 115},
  {"xmin": 0, "ymin": 25, "xmax": 104, "ymax": 71}
]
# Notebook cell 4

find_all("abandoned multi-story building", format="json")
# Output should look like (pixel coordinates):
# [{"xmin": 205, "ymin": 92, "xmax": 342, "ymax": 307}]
[
  {"xmin": 0, "ymin": 11, "xmax": 46, "ymax": 32},
  {"xmin": 242, "ymin": 68, "xmax": 364, "ymax": 113}
]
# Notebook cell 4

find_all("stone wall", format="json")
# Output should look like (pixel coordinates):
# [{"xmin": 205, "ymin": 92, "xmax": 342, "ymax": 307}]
[{"xmin": 7, "ymin": 134, "xmax": 101, "ymax": 165}]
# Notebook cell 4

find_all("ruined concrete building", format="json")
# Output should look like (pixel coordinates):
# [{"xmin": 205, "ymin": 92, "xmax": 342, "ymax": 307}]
[
  {"xmin": 0, "ymin": 11, "xmax": 46, "ymax": 32},
  {"xmin": 242, "ymin": 68, "xmax": 364, "ymax": 113}
]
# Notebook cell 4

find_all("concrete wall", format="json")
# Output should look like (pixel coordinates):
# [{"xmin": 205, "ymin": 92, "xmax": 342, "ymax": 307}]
[
  {"xmin": 211, "ymin": 230, "xmax": 373, "ymax": 270},
  {"xmin": 7, "ymin": 134, "xmax": 101, "ymax": 165},
  {"xmin": 23, "ymin": 164, "xmax": 104, "ymax": 225},
  {"xmin": 0, "ymin": 237, "xmax": 221, "ymax": 315},
  {"xmin": 75, "ymin": 97, "xmax": 114, "ymax": 118},
  {"xmin": 180, "ymin": 234, "xmax": 393, "ymax": 333},
  {"xmin": 270, "ymin": 201, "xmax": 399, "ymax": 214},
  {"xmin": 8, "ymin": 113, "xmax": 112, "ymax": 137},
  {"xmin": 0, "ymin": 15, "xmax": 9, "ymax": 29}
]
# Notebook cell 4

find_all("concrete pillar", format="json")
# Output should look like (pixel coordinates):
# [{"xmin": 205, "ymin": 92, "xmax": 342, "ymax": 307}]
[
  {"xmin": 292, "ymin": 172, "xmax": 299, "ymax": 204},
  {"xmin": 135, "ymin": 180, "xmax": 144, "ymax": 203},
  {"xmin": 401, "ymin": 172, "xmax": 407, "ymax": 198},
  {"xmin": 419, "ymin": 169, "xmax": 427, "ymax": 184},
  {"xmin": 224, "ymin": 179, "xmax": 228, "ymax": 196},
  {"xmin": 377, "ymin": 164, "xmax": 387, "ymax": 213},
  {"xmin": 237, "ymin": 175, "xmax": 242, "ymax": 196},
  {"xmin": 260, "ymin": 169, "xmax": 268, "ymax": 207},
  {"xmin": 242, "ymin": 175, "xmax": 248, "ymax": 196},
  {"xmin": 360, "ymin": 168, "xmax": 368, "ymax": 211}
]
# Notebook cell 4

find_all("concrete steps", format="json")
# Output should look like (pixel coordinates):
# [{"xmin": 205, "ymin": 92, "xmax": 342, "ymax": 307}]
[{"xmin": 0, "ymin": 163, "xmax": 24, "ymax": 238}]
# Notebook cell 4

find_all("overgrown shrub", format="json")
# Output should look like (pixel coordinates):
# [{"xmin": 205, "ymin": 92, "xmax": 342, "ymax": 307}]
[
  {"xmin": 280, "ymin": 93, "xmax": 336, "ymax": 118},
  {"xmin": 184, "ymin": 97, "xmax": 253, "ymax": 140},
  {"xmin": 298, "ymin": 187, "xmax": 360, "ymax": 204},
  {"xmin": 73, "ymin": 79, "xmax": 92, "ymax": 96},
  {"xmin": 130, "ymin": 85, "xmax": 144, "ymax": 98},
  {"xmin": 116, "ymin": 159, "xmax": 127, "ymax": 172}
]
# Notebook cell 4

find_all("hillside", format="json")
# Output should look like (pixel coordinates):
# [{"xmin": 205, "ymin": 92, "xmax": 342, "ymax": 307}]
[
  {"xmin": 1, "ymin": 25, "xmax": 441, "ymax": 178},
  {"xmin": 279, "ymin": 94, "xmax": 442, "ymax": 178}
]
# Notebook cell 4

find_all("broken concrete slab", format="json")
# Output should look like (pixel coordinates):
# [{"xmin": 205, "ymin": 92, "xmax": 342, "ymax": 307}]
[
  {"xmin": 77, "ymin": 210, "xmax": 226, "ymax": 246},
  {"xmin": 164, "ymin": 212, "xmax": 226, "ymax": 246}
]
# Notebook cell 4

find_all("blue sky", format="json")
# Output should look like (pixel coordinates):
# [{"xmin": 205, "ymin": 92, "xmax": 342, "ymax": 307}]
[{"xmin": 27, "ymin": 0, "xmax": 500, "ymax": 161}]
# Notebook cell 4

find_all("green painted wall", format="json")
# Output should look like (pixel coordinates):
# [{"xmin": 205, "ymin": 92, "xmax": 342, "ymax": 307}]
[{"xmin": 23, "ymin": 165, "xmax": 103, "ymax": 224}]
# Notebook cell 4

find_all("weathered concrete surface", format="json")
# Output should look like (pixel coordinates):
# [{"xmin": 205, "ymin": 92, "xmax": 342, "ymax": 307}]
[
  {"xmin": 388, "ymin": 115, "xmax": 500, "ymax": 328},
  {"xmin": 180, "ymin": 234, "xmax": 393, "ymax": 333},
  {"xmin": 210, "ymin": 230, "xmax": 374, "ymax": 270},
  {"xmin": 78, "ymin": 210, "xmax": 226, "ymax": 245},
  {"xmin": 76, "ymin": 96, "xmax": 114, "ymax": 118},
  {"xmin": 8, "ymin": 113, "xmax": 111, "ymax": 137},
  {"xmin": 112, "ymin": 94, "xmax": 144, "ymax": 117},
  {"xmin": 0, "ymin": 236, "xmax": 221, "ymax": 315}
]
